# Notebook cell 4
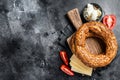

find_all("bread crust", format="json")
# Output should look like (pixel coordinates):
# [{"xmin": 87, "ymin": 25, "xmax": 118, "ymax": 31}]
[{"xmin": 70, "ymin": 21, "xmax": 118, "ymax": 68}]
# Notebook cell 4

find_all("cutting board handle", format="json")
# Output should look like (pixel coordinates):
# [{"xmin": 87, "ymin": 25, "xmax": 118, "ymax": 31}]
[{"xmin": 67, "ymin": 8, "xmax": 82, "ymax": 30}]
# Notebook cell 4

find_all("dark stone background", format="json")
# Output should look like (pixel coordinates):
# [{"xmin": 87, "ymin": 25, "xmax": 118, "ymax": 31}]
[{"xmin": 0, "ymin": 0, "xmax": 120, "ymax": 80}]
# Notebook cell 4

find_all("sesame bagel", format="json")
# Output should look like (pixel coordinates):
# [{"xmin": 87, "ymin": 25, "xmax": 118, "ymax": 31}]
[{"xmin": 70, "ymin": 21, "xmax": 118, "ymax": 68}]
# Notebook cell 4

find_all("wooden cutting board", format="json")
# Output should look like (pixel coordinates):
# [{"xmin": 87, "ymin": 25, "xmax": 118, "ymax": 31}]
[{"xmin": 67, "ymin": 8, "xmax": 103, "ymax": 54}]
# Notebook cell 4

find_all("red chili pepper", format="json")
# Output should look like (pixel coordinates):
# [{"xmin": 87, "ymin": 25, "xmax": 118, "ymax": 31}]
[
  {"xmin": 103, "ymin": 14, "xmax": 116, "ymax": 30},
  {"xmin": 60, "ymin": 51, "xmax": 69, "ymax": 65},
  {"xmin": 60, "ymin": 64, "xmax": 74, "ymax": 76}
]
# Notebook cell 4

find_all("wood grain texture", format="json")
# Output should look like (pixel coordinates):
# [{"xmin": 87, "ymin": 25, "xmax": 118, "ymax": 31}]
[{"xmin": 67, "ymin": 8, "xmax": 82, "ymax": 30}]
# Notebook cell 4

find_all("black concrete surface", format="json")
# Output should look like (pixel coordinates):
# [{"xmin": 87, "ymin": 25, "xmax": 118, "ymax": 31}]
[{"xmin": 0, "ymin": 0, "xmax": 120, "ymax": 80}]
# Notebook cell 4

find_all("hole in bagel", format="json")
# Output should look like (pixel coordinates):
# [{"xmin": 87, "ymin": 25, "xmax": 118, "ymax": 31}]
[{"xmin": 85, "ymin": 37, "xmax": 106, "ymax": 54}]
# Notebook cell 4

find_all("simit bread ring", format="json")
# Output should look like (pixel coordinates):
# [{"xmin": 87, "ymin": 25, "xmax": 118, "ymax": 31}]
[{"xmin": 70, "ymin": 21, "xmax": 118, "ymax": 68}]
